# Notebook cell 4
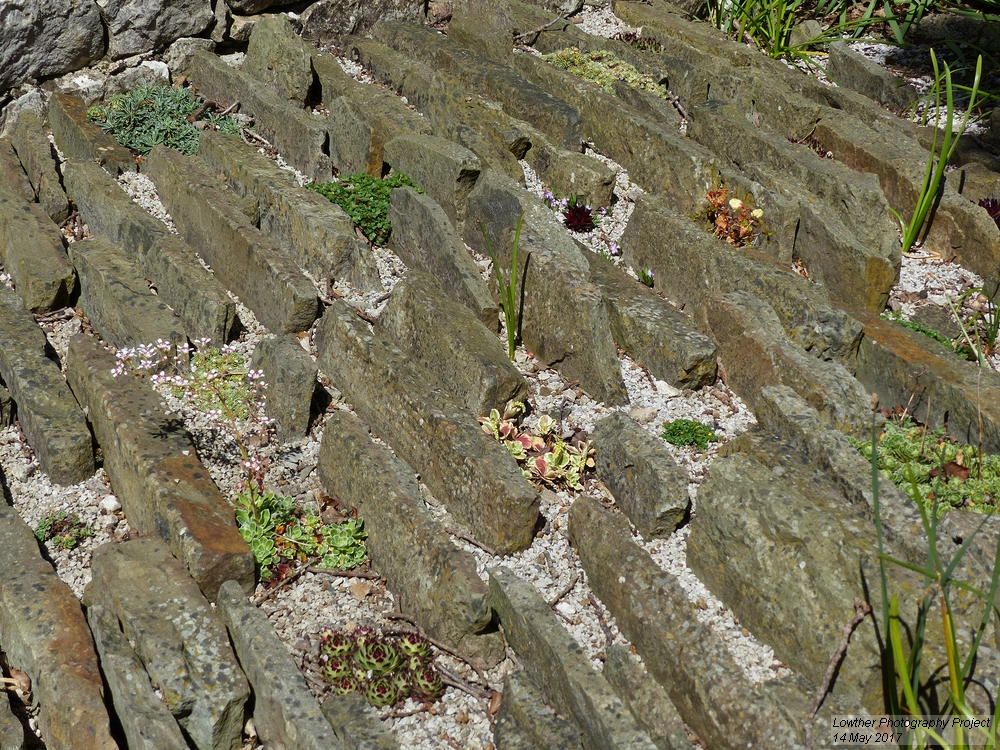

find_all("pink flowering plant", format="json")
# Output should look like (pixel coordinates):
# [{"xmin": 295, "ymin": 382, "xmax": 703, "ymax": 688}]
[
  {"xmin": 113, "ymin": 339, "xmax": 366, "ymax": 579},
  {"xmin": 541, "ymin": 188, "xmax": 621, "ymax": 259}
]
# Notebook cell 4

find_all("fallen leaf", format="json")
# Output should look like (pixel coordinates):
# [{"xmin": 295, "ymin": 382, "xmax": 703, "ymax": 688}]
[
  {"xmin": 349, "ymin": 582, "xmax": 372, "ymax": 600},
  {"xmin": 944, "ymin": 462, "xmax": 971, "ymax": 481}
]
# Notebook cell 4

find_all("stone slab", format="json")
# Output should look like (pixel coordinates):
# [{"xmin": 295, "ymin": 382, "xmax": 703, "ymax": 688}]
[
  {"xmin": 464, "ymin": 170, "xmax": 628, "ymax": 405},
  {"xmin": 0, "ymin": 286, "xmax": 94, "ymax": 485},
  {"xmin": 66, "ymin": 334, "xmax": 255, "ymax": 599},
  {"xmin": 243, "ymin": 15, "xmax": 314, "ymax": 106},
  {"xmin": 101, "ymin": 0, "xmax": 212, "ymax": 59},
  {"xmin": 0, "ymin": 688, "xmax": 24, "ymax": 750},
  {"xmin": 188, "ymin": 51, "xmax": 334, "ymax": 182},
  {"xmin": 69, "ymin": 236, "xmax": 186, "ymax": 351},
  {"xmin": 314, "ymin": 300, "xmax": 540, "ymax": 555},
  {"xmin": 321, "ymin": 693, "xmax": 399, "ymax": 750},
  {"xmin": 86, "ymin": 539, "xmax": 250, "ymax": 750},
  {"xmin": 0, "ymin": 503, "xmax": 115, "ymax": 750},
  {"xmin": 346, "ymin": 36, "xmax": 434, "ymax": 112},
  {"xmin": 250, "ymin": 336, "xmax": 317, "ymax": 443},
  {"xmin": 8, "ymin": 110, "xmax": 69, "ymax": 223},
  {"xmin": 0, "ymin": 138, "xmax": 34, "ymax": 203},
  {"xmin": 828, "ymin": 41, "xmax": 918, "ymax": 110},
  {"xmin": 588, "ymin": 252, "xmax": 716, "ymax": 389},
  {"xmin": 216, "ymin": 581, "xmax": 335, "ymax": 750},
  {"xmin": 490, "ymin": 567, "xmax": 659, "ymax": 750},
  {"xmin": 706, "ymin": 291, "xmax": 872, "ymax": 438},
  {"xmin": 449, "ymin": 0, "xmax": 516, "ymax": 64},
  {"xmin": 48, "ymin": 92, "xmax": 136, "ymax": 175},
  {"xmin": 86, "ymin": 604, "xmax": 189, "ymax": 750},
  {"xmin": 567, "ymin": 494, "xmax": 855, "ymax": 749},
  {"xmin": 145, "ymin": 144, "xmax": 319, "ymax": 334},
  {"xmin": 621, "ymin": 195, "xmax": 864, "ymax": 364},
  {"xmin": 603, "ymin": 645, "xmax": 694, "ymax": 750},
  {"xmin": 196, "ymin": 130, "xmax": 381, "ymax": 292},
  {"xmin": 521, "ymin": 125, "xmax": 616, "ymax": 210},
  {"xmin": 298, "ymin": 0, "xmax": 424, "ymax": 42},
  {"xmin": 0, "ymin": 183, "xmax": 76, "ymax": 314},
  {"xmin": 374, "ymin": 269, "xmax": 527, "ymax": 418},
  {"xmin": 591, "ymin": 413, "xmax": 690, "ymax": 538},
  {"xmin": 387, "ymin": 186, "xmax": 498, "ymax": 330},
  {"xmin": 493, "ymin": 670, "xmax": 583, "ymax": 750},
  {"xmin": 0, "ymin": 385, "xmax": 12, "ymax": 429},
  {"xmin": 383, "ymin": 135, "xmax": 480, "ymax": 228}
]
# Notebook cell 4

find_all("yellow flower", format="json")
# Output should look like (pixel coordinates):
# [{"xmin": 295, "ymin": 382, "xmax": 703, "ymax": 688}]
[
  {"xmin": 728, "ymin": 198, "xmax": 744, "ymax": 210},
  {"xmin": 751, "ymin": 208, "xmax": 764, "ymax": 219}
]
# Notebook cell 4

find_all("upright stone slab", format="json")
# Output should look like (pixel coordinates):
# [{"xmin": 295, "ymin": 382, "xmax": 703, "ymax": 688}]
[
  {"xmin": 465, "ymin": 170, "xmax": 628, "ymax": 405},
  {"xmin": 243, "ymin": 15, "xmax": 314, "ymax": 106},
  {"xmin": 8, "ymin": 111, "xmax": 69, "ymax": 223},
  {"xmin": 0, "ymin": 385, "xmax": 12, "ymax": 429},
  {"xmin": 86, "ymin": 605, "xmax": 189, "ymax": 750},
  {"xmin": 374, "ymin": 269, "xmax": 527, "ymax": 418},
  {"xmin": 86, "ymin": 539, "xmax": 250, "ymax": 750},
  {"xmin": 48, "ymin": 92, "xmax": 136, "ymax": 174},
  {"xmin": 706, "ymin": 291, "xmax": 872, "ymax": 438},
  {"xmin": 197, "ymin": 131, "xmax": 381, "ymax": 292},
  {"xmin": 69, "ymin": 236, "xmax": 186, "ymax": 351},
  {"xmin": 588, "ymin": 252, "xmax": 716, "ymax": 389},
  {"xmin": 0, "ymin": 138, "xmax": 34, "ymax": 203},
  {"xmin": 0, "ymin": 504, "xmax": 116, "ymax": 750},
  {"xmin": 591, "ymin": 413, "xmax": 690, "ymax": 538},
  {"xmin": 318, "ymin": 410, "xmax": 504, "ymax": 666},
  {"xmin": 101, "ymin": 0, "xmax": 213, "ymax": 58},
  {"xmin": 621, "ymin": 195, "xmax": 864, "ymax": 364},
  {"xmin": 66, "ymin": 335, "xmax": 255, "ymax": 598},
  {"xmin": 321, "ymin": 693, "xmax": 400, "ymax": 750},
  {"xmin": 567, "ymin": 495, "xmax": 854, "ymax": 750},
  {"xmin": 489, "ymin": 568, "xmax": 659, "ymax": 750},
  {"xmin": 494, "ymin": 670, "xmax": 583, "ymax": 750},
  {"xmin": 388, "ymin": 187, "xmax": 497, "ymax": 329},
  {"xmin": 521, "ymin": 124, "xmax": 616, "ymax": 210},
  {"xmin": 346, "ymin": 36, "xmax": 435, "ymax": 111},
  {"xmin": 383, "ymin": 135, "xmax": 481, "ymax": 228},
  {"xmin": 0, "ymin": 688, "xmax": 24, "ymax": 750},
  {"xmin": 145, "ymin": 144, "xmax": 319, "ymax": 334},
  {"xmin": 250, "ymin": 336, "xmax": 317, "ymax": 443},
  {"xmin": 314, "ymin": 300, "xmax": 540, "ymax": 555},
  {"xmin": 449, "ymin": 0, "xmax": 516, "ymax": 64},
  {"xmin": 0, "ymin": 183, "xmax": 76, "ymax": 313},
  {"xmin": 0, "ymin": 287, "xmax": 94, "ymax": 485},
  {"xmin": 216, "ymin": 581, "xmax": 336, "ymax": 750},
  {"xmin": 828, "ymin": 42, "xmax": 917, "ymax": 110}
]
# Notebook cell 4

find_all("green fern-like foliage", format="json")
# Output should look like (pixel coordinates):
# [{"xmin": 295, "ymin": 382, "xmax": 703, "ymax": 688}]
[
  {"xmin": 661, "ymin": 419, "xmax": 717, "ymax": 450},
  {"xmin": 308, "ymin": 172, "xmax": 423, "ymax": 245}
]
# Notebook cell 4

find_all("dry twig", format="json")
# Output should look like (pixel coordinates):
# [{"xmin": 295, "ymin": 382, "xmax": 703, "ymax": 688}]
[
  {"xmin": 445, "ymin": 526, "xmax": 497, "ymax": 557},
  {"xmin": 588, "ymin": 593, "xmax": 615, "ymax": 645},
  {"xmin": 514, "ymin": 10, "xmax": 570, "ymax": 45},
  {"xmin": 548, "ymin": 573, "xmax": 579, "ymax": 608}
]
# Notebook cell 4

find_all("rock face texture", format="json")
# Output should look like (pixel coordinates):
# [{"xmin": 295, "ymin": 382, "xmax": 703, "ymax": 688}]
[
  {"xmin": 100, "ymin": 0, "xmax": 214, "ymax": 59},
  {"xmin": 0, "ymin": 0, "xmax": 105, "ymax": 92}
]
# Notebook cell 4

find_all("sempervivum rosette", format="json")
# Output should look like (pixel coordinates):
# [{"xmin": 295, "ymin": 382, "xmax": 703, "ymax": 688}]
[
  {"xmin": 410, "ymin": 665, "xmax": 444, "ymax": 703},
  {"xmin": 320, "ymin": 630, "xmax": 354, "ymax": 659},
  {"xmin": 322, "ymin": 657, "xmax": 352, "ymax": 682},
  {"xmin": 353, "ymin": 637, "xmax": 402, "ymax": 676},
  {"xmin": 364, "ymin": 676, "xmax": 399, "ymax": 708},
  {"xmin": 331, "ymin": 675, "xmax": 359, "ymax": 696},
  {"xmin": 397, "ymin": 632, "xmax": 431, "ymax": 661}
]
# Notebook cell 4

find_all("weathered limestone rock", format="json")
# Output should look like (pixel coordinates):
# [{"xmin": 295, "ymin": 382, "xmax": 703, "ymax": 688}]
[
  {"xmin": 828, "ymin": 41, "xmax": 917, "ymax": 110},
  {"xmin": 250, "ymin": 336, "xmax": 317, "ymax": 443},
  {"xmin": 383, "ymin": 135, "xmax": 481, "ymax": 228},
  {"xmin": 145, "ymin": 144, "xmax": 319, "ymax": 334},
  {"xmin": 189, "ymin": 51, "xmax": 333, "ymax": 182},
  {"xmin": 8, "ymin": 111, "xmax": 69, "ymax": 223},
  {"xmin": 314, "ymin": 300, "xmax": 540, "ymax": 555},
  {"xmin": 388, "ymin": 186, "xmax": 498, "ymax": 329},
  {"xmin": 101, "ymin": 0, "xmax": 214, "ymax": 58},
  {"xmin": 243, "ymin": 15, "xmax": 314, "ymax": 106},
  {"xmin": 854, "ymin": 308, "xmax": 1000, "ymax": 453},
  {"xmin": 490, "ymin": 567, "xmax": 659, "ymax": 750},
  {"xmin": 0, "ymin": 183, "xmax": 76, "ymax": 313},
  {"xmin": 521, "ymin": 125, "xmax": 616, "ymax": 210},
  {"xmin": 0, "ymin": 287, "xmax": 93, "ymax": 485},
  {"xmin": 197, "ymin": 131, "xmax": 381, "ymax": 292},
  {"xmin": 48, "ymin": 92, "xmax": 136, "ymax": 175},
  {"xmin": 568, "ymin": 495, "xmax": 855, "ymax": 749},
  {"xmin": 321, "ymin": 693, "xmax": 400, "ymax": 750},
  {"xmin": 69, "ymin": 237, "xmax": 186, "ymax": 350},
  {"xmin": 449, "ymin": 0, "xmax": 516, "ymax": 64},
  {"xmin": 300, "ymin": 0, "xmax": 425, "ymax": 42},
  {"xmin": 216, "ymin": 581, "xmax": 334, "ymax": 750},
  {"xmin": 0, "ymin": 688, "xmax": 24, "ymax": 750},
  {"xmin": 0, "ymin": 503, "xmax": 115, "ymax": 750},
  {"xmin": 493, "ymin": 670, "xmax": 583, "ymax": 750},
  {"xmin": 66, "ymin": 334, "xmax": 255, "ymax": 598},
  {"xmin": 603, "ymin": 645, "xmax": 695, "ymax": 750},
  {"xmin": 621, "ymin": 195, "xmax": 864, "ymax": 364},
  {"xmin": 0, "ymin": 385, "xmax": 12, "ymax": 429},
  {"xmin": 375, "ymin": 270, "xmax": 527, "ymax": 418},
  {"xmin": 0, "ymin": 0, "xmax": 105, "ymax": 93},
  {"xmin": 591, "ymin": 413, "xmax": 690, "ymax": 538},
  {"xmin": 465, "ymin": 170, "xmax": 629, "ymax": 405},
  {"xmin": 0, "ymin": 139, "xmax": 34, "ymax": 203},
  {"xmin": 373, "ymin": 21, "xmax": 583, "ymax": 150},
  {"xmin": 346, "ymin": 36, "xmax": 435, "ymax": 111},
  {"xmin": 312, "ymin": 51, "xmax": 434, "ymax": 177},
  {"xmin": 86, "ymin": 539, "xmax": 250, "ymax": 750},
  {"xmin": 318, "ymin": 410, "xmax": 504, "ymax": 666},
  {"xmin": 588, "ymin": 252, "xmax": 716, "ymax": 389},
  {"xmin": 706, "ymin": 291, "xmax": 872, "ymax": 438},
  {"xmin": 162, "ymin": 37, "xmax": 216, "ymax": 75},
  {"xmin": 86, "ymin": 605, "xmax": 189, "ymax": 750}
]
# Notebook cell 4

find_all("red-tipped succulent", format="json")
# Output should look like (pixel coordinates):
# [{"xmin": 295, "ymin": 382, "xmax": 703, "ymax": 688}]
[
  {"xmin": 980, "ymin": 198, "xmax": 1000, "ymax": 230},
  {"xmin": 562, "ymin": 200, "xmax": 596, "ymax": 233}
]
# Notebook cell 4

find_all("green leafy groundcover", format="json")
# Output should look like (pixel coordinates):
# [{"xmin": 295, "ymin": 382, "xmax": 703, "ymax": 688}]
[
  {"xmin": 661, "ymin": 418, "xmax": 718, "ymax": 450},
  {"xmin": 542, "ymin": 47, "xmax": 669, "ymax": 100},
  {"xmin": 850, "ymin": 418, "xmax": 1000, "ymax": 514},
  {"xmin": 87, "ymin": 83, "xmax": 241, "ymax": 155},
  {"xmin": 308, "ymin": 172, "xmax": 423, "ymax": 245}
]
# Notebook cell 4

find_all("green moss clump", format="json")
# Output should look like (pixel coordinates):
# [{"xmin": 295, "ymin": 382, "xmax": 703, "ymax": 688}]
[
  {"xmin": 850, "ymin": 418, "xmax": 1000, "ymax": 515},
  {"xmin": 542, "ymin": 47, "xmax": 669, "ymax": 100},
  {"xmin": 661, "ymin": 419, "xmax": 717, "ymax": 450},
  {"xmin": 308, "ymin": 172, "xmax": 423, "ymax": 245}
]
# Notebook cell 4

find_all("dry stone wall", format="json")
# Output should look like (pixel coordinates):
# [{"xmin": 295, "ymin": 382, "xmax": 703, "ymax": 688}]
[{"xmin": 1, "ymin": 2, "xmax": 1000, "ymax": 749}]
